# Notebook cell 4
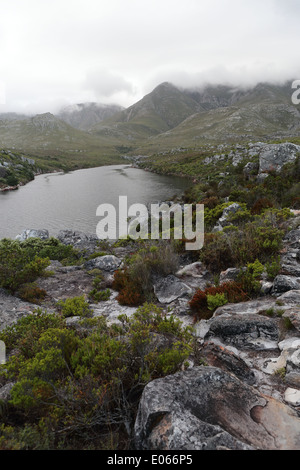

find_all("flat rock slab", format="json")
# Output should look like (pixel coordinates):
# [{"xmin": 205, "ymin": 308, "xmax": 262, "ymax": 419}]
[
  {"xmin": 37, "ymin": 269, "xmax": 94, "ymax": 303},
  {"xmin": 0, "ymin": 288, "xmax": 51, "ymax": 330},
  {"xmin": 90, "ymin": 291, "xmax": 138, "ymax": 325},
  {"xmin": 213, "ymin": 298, "xmax": 278, "ymax": 317},
  {"xmin": 205, "ymin": 314, "xmax": 279, "ymax": 350}
]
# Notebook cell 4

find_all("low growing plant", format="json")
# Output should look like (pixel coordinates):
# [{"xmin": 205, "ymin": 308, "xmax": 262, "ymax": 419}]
[
  {"xmin": 189, "ymin": 282, "xmax": 248, "ymax": 321},
  {"xmin": 57, "ymin": 296, "xmax": 91, "ymax": 318}
]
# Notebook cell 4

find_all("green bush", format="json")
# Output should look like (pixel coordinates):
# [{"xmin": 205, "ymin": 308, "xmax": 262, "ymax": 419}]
[
  {"xmin": 237, "ymin": 259, "xmax": 264, "ymax": 296},
  {"xmin": 0, "ymin": 237, "xmax": 80, "ymax": 295},
  {"xmin": 0, "ymin": 239, "xmax": 50, "ymax": 293},
  {"xmin": 20, "ymin": 237, "xmax": 80, "ymax": 264},
  {"xmin": 199, "ymin": 210, "xmax": 285, "ymax": 273},
  {"xmin": 0, "ymin": 303, "xmax": 194, "ymax": 450},
  {"xmin": 89, "ymin": 276, "xmax": 111, "ymax": 302},
  {"xmin": 57, "ymin": 296, "xmax": 91, "ymax": 318},
  {"xmin": 0, "ymin": 309, "xmax": 66, "ymax": 359},
  {"xmin": 207, "ymin": 292, "xmax": 228, "ymax": 311}
]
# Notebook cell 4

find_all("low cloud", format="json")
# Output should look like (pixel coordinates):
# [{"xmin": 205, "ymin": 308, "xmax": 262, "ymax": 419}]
[
  {"xmin": 83, "ymin": 67, "xmax": 135, "ymax": 101},
  {"xmin": 1, "ymin": 0, "xmax": 300, "ymax": 114},
  {"xmin": 145, "ymin": 61, "xmax": 300, "ymax": 96}
]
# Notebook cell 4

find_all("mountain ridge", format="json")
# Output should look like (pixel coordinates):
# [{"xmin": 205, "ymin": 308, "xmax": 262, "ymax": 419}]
[{"xmin": 0, "ymin": 79, "xmax": 299, "ymax": 170}]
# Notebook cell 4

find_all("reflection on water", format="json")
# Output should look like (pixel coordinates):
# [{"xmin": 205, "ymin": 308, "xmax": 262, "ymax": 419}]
[{"xmin": 0, "ymin": 164, "xmax": 191, "ymax": 239}]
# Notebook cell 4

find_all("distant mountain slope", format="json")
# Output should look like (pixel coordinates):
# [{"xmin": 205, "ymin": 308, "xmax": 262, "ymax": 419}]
[
  {"xmin": 57, "ymin": 102, "xmax": 124, "ymax": 130},
  {"xmin": 90, "ymin": 82, "xmax": 204, "ymax": 141},
  {"xmin": 0, "ymin": 112, "xmax": 30, "ymax": 121},
  {"xmin": 0, "ymin": 112, "xmax": 125, "ymax": 168},
  {"xmin": 137, "ymin": 82, "xmax": 300, "ymax": 152}
]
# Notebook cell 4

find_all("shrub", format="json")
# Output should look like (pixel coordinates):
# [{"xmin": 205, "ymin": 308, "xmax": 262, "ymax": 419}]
[
  {"xmin": 6, "ymin": 174, "xmax": 19, "ymax": 186},
  {"xmin": 113, "ymin": 242, "xmax": 179, "ymax": 306},
  {"xmin": 189, "ymin": 282, "xmax": 248, "ymax": 321},
  {"xmin": 0, "ymin": 239, "xmax": 50, "ymax": 293},
  {"xmin": 0, "ymin": 303, "xmax": 194, "ymax": 449},
  {"xmin": 88, "ymin": 276, "xmax": 111, "ymax": 302},
  {"xmin": 207, "ymin": 292, "xmax": 228, "ymax": 311},
  {"xmin": 113, "ymin": 269, "xmax": 145, "ymax": 306},
  {"xmin": 0, "ymin": 309, "xmax": 66, "ymax": 358},
  {"xmin": 199, "ymin": 210, "xmax": 285, "ymax": 273},
  {"xmin": 251, "ymin": 197, "xmax": 274, "ymax": 215},
  {"xmin": 237, "ymin": 259, "xmax": 264, "ymax": 296},
  {"xmin": 20, "ymin": 237, "xmax": 81, "ymax": 265},
  {"xmin": 265, "ymin": 256, "xmax": 281, "ymax": 280},
  {"xmin": 17, "ymin": 283, "xmax": 47, "ymax": 304},
  {"xmin": 57, "ymin": 296, "xmax": 91, "ymax": 318},
  {"xmin": 89, "ymin": 288, "xmax": 111, "ymax": 302}
]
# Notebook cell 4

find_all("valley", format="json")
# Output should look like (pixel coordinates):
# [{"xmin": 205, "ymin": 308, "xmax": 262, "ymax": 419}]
[
  {"xmin": 0, "ymin": 80, "xmax": 299, "ymax": 185},
  {"xmin": 0, "ymin": 78, "xmax": 300, "ymax": 451}
]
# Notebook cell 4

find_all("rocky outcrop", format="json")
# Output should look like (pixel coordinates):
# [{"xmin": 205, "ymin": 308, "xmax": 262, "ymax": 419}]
[
  {"xmin": 15, "ymin": 229, "xmax": 49, "ymax": 241},
  {"xmin": 258, "ymin": 143, "xmax": 300, "ymax": 174},
  {"xmin": 57, "ymin": 230, "xmax": 100, "ymax": 256},
  {"xmin": 0, "ymin": 287, "xmax": 53, "ymax": 330},
  {"xmin": 204, "ymin": 313, "xmax": 279, "ymax": 350},
  {"xmin": 213, "ymin": 203, "xmax": 242, "ymax": 232},
  {"xmin": 134, "ymin": 366, "xmax": 300, "ymax": 450},
  {"xmin": 84, "ymin": 255, "xmax": 122, "ymax": 271},
  {"xmin": 153, "ymin": 275, "xmax": 192, "ymax": 304}
]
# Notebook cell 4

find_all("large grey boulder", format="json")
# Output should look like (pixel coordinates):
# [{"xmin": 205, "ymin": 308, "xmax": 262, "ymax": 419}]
[
  {"xmin": 84, "ymin": 255, "xmax": 121, "ymax": 272},
  {"xmin": 0, "ymin": 382, "xmax": 15, "ymax": 401},
  {"xmin": 272, "ymin": 275, "xmax": 300, "ymax": 295},
  {"xmin": 276, "ymin": 289, "xmax": 300, "ymax": 306},
  {"xmin": 134, "ymin": 366, "xmax": 300, "ymax": 450},
  {"xmin": 200, "ymin": 341, "xmax": 256, "ymax": 385},
  {"xmin": 204, "ymin": 314, "xmax": 279, "ymax": 350},
  {"xmin": 56, "ymin": 230, "xmax": 100, "ymax": 255}
]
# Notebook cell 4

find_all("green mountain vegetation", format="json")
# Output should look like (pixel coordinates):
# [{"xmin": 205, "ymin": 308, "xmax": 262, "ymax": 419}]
[
  {"xmin": 133, "ymin": 82, "xmax": 300, "ymax": 154},
  {"xmin": 90, "ymin": 82, "xmax": 204, "ymax": 142},
  {"xmin": 0, "ymin": 113, "xmax": 125, "ymax": 172}
]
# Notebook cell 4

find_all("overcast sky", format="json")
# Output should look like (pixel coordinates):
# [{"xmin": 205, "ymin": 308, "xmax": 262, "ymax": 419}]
[{"xmin": 1, "ymin": 0, "xmax": 300, "ymax": 114}]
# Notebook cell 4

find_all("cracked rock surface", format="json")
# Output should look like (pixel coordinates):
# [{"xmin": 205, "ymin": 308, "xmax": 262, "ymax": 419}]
[{"xmin": 134, "ymin": 366, "xmax": 300, "ymax": 450}]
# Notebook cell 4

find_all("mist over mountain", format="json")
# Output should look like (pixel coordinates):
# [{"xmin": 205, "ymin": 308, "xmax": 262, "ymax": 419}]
[{"xmin": 56, "ymin": 102, "xmax": 124, "ymax": 131}]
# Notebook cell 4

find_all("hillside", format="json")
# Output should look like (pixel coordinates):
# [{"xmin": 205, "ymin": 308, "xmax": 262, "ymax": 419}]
[
  {"xmin": 0, "ymin": 112, "xmax": 125, "ymax": 170},
  {"xmin": 136, "ymin": 82, "xmax": 300, "ymax": 153},
  {"xmin": 90, "ymin": 82, "xmax": 204, "ymax": 141}
]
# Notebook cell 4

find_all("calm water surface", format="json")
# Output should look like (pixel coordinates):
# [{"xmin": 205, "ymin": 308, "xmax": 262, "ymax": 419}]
[{"xmin": 0, "ymin": 165, "xmax": 191, "ymax": 239}]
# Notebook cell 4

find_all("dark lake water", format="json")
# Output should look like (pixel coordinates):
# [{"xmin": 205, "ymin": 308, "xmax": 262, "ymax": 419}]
[{"xmin": 0, "ymin": 164, "xmax": 191, "ymax": 240}]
